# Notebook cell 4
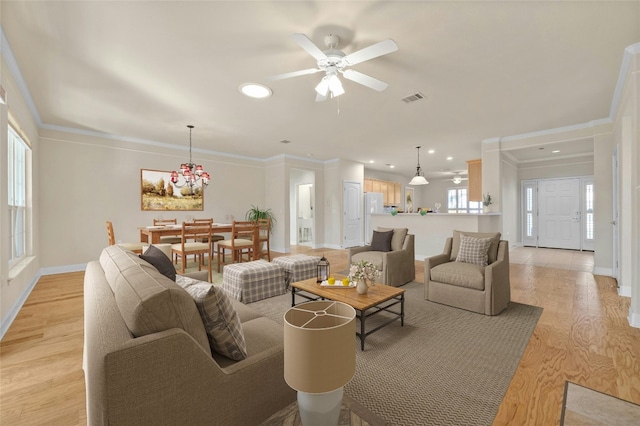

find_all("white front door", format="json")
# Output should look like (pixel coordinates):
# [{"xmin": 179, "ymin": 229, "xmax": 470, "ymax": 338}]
[
  {"xmin": 343, "ymin": 181, "xmax": 361, "ymax": 248},
  {"xmin": 538, "ymin": 178, "xmax": 581, "ymax": 250}
]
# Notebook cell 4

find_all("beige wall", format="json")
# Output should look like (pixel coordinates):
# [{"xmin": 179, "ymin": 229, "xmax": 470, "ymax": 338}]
[
  {"xmin": 38, "ymin": 128, "xmax": 266, "ymax": 267},
  {"xmin": 611, "ymin": 45, "xmax": 640, "ymax": 325}
]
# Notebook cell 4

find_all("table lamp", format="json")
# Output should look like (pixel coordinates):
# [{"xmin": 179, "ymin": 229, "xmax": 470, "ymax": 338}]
[{"xmin": 284, "ymin": 301, "xmax": 356, "ymax": 426}]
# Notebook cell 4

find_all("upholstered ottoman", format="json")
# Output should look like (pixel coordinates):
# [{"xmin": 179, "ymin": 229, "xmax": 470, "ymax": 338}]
[
  {"xmin": 222, "ymin": 260, "xmax": 285, "ymax": 303},
  {"xmin": 272, "ymin": 254, "xmax": 321, "ymax": 287}
]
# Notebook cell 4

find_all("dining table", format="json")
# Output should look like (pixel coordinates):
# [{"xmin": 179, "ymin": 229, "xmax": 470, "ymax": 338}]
[{"xmin": 139, "ymin": 223, "xmax": 233, "ymax": 244}]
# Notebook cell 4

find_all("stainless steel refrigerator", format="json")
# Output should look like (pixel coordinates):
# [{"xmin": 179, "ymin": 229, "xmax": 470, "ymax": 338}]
[{"xmin": 364, "ymin": 192, "xmax": 384, "ymax": 244}]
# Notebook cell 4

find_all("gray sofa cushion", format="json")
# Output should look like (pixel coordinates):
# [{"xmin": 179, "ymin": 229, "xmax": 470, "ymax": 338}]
[
  {"xmin": 430, "ymin": 261, "xmax": 486, "ymax": 290},
  {"xmin": 377, "ymin": 227, "xmax": 408, "ymax": 252},
  {"xmin": 451, "ymin": 230, "xmax": 501, "ymax": 264},
  {"xmin": 370, "ymin": 230, "xmax": 393, "ymax": 252},
  {"xmin": 99, "ymin": 245, "xmax": 212, "ymax": 356},
  {"xmin": 351, "ymin": 251, "xmax": 383, "ymax": 271}
]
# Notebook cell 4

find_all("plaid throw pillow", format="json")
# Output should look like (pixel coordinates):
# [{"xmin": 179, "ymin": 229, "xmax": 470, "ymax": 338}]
[
  {"xmin": 177, "ymin": 281, "xmax": 247, "ymax": 361},
  {"xmin": 456, "ymin": 234, "xmax": 494, "ymax": 266}
]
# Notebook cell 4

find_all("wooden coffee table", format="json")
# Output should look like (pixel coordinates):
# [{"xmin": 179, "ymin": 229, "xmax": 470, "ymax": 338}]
[{"xmin": 291, "ymin": 277, "xmax": 405, "ymax": 350}]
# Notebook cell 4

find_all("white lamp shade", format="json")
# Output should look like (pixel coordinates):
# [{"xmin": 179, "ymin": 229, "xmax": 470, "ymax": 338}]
[
  {"xmin": 284, "ymin": 301, "xmax": 356, "ymax": 394},
  {"xmin": 328, "ymin": 74, "xmax": 345, "ymax": 97},
  {"xmin": 315, "ymin": 77, "xmax": 329, "ymax": 96},
  {"xmin": 409, "ymin": 175, "xmax": 429, "ymax": 185}
]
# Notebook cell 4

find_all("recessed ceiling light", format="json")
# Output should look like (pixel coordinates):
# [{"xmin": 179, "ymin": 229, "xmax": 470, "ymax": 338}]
[
  {"xmin": 428, "ymin": 149, "xmax": 435, "ymax": 154},
  {"xmin": 552, "ymin": 150, "xmax": 560, "ymax": 153},
  {"xmin": 369, "ymin": 160, "xmax": 375, "ymax": 164},
  {"xmin": 280, "ymin": 139, "xmax": 291, "ymax": 144},
  {"xmin": 386, "ymin": 164, "xmax": 395, "ymax": 168},
  {"xmin": 446, "ymin": 156, "xmax": 453, "ymax": 161},
  {"xmin": 240, "ymin": 83, "xmax": 272, "ymax": 99}
]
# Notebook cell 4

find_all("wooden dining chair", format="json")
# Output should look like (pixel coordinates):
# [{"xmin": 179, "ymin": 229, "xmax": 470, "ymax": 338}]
[
  {"xmin": 105, "ymin": 221, "xmax": 144, "ymax": 254},
  {"xmin": 193, "ymin": 217, "xmax": 225, "ymax": 252},
  {"xmin": 216, "ymin": 221, "xmax": 258, "ymax": 273},
  {"xmin": 255, "ymin": 218, "xmax": 272, "ymax": 261},
  {"xmin": 171, "ymin": 222, "xmax": 213, "ymax": 282},
  {"xmin": 153, "ymin": 218, "xmax": 182, "ymax": 245}
]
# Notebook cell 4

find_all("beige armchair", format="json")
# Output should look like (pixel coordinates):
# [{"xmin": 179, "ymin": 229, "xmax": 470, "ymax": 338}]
[
  {"xmin": 425, "ymin": 230, "xmax": 510, "ymax": 315},
  {"xmin": 348, "ymin": 227, "xmax": 415, "ymax": 287}
]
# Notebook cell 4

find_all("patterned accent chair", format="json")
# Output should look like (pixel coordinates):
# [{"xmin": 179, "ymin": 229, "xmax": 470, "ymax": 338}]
[{"xmin": 424, "ymin": 230, "xmax": 510, "ymax": 315}]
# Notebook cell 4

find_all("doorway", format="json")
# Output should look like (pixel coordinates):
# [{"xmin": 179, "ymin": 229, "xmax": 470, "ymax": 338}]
[
  {"xmin": 296, "ymin": 183, "xmax": 314, "ymax": 246},
  {"xmin": 521, "ymin": 177, "xmax": 594, "ymax": 251},
  {"xmin": 290, "ymin": 169, "xmax": 316, "ymax": 248}
]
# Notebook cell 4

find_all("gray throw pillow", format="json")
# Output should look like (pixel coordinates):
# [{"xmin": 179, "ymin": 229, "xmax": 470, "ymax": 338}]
[
  {"xmin": 370, "ymin": 230, "xmax": 393, "ymax": 252},
  {"xmin": 140, "ymin": 244, "xmax": 177, "ymax": 281}
]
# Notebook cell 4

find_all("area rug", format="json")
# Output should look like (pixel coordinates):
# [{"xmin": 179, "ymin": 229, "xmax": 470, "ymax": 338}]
[
  {"xmin": 561, "ymin": 381, "xmax": 640, "ymax": 425},
  {"xmin": 249, "ymin": 281, "xmax": 542, "ymax": 426},
  {"xmin": 260, "ymin": 394, "xmax": 391, "ymax": 426}
]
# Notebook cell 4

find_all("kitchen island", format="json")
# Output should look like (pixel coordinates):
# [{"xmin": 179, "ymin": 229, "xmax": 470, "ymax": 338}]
[{"xmin": 371, "ymin": 213, "xmax": 501, "ymax": 259}]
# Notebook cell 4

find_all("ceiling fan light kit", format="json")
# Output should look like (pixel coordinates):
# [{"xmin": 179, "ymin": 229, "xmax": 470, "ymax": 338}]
[
  {"xmin": 409, "ymin": 146, "xmax": 429, "ymax": 185},
  {"xmin": 268, "ymin": 32, "xmax": 398, "ymax": 101}
]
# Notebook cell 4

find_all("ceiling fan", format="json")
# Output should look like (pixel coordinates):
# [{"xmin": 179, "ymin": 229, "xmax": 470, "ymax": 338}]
[
  {"xmin": 451, "ymin": 172, "xmax": 468, "ymax": 185},
  {"xmin": 267, "ymin": 33, "xmax": 398, "ymax": 102}
]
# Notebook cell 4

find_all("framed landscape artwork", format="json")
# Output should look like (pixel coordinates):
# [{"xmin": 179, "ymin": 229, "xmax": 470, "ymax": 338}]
[
  {"xmin": 140, "ymin": 169, "xmax": 204, "ymax": 211},
  {"xmin": 404, "ymin": 187, "xmax": 414, "ymax": 213}
]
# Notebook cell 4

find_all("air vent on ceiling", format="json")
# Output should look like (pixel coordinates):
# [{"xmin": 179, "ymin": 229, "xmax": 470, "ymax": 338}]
[{"xmin": 401, "ymin": 92, "xmax": 425, "ymax": 103}]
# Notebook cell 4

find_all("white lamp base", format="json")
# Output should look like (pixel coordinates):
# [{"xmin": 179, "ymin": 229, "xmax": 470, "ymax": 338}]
[{"xmin": 297, "ymin": 387, "xmax": 343, "ymax": 426}]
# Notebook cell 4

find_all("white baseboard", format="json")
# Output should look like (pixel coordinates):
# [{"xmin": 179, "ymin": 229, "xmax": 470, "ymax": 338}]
[
  {"xmin": 40, "ymin": 263, "xmax": 87, "ymax": 275},
  {"xmin": 593, "ymin": 267, "xmax": 614, "ymax": 277},
  {"xmin": 0, "ymin": 271, "xmax": 41, "ymax": 341},
  {"xmin": 618, "ymin": 285, "xmax": 632, "ymax": 298},
  {"xmin": 629, "ymin": 308, "xmax": 640, "ymax": 328}
]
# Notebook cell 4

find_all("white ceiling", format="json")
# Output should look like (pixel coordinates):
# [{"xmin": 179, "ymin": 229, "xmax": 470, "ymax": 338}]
[{"xmin": 2, "ymin": 1, "xmax": 638, "ymax": 179}]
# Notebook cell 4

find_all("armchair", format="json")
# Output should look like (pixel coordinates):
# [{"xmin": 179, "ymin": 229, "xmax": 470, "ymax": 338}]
[
  {"xmin": 424, "ymin": 230, "xmax": 510, "ymax": 315},
  {"xmin": 347, "ymin": 227, "xmax": 415, "ymax": 287}
]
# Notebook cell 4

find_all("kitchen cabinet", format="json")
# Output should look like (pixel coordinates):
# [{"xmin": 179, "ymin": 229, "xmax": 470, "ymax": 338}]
[
  {"xmin": 365, "ymin": 178, "xmax": 402, "ymax": 206},
  {"xmin": 467, "ymin": 159, "xmax": 482, "ymax": 202}
]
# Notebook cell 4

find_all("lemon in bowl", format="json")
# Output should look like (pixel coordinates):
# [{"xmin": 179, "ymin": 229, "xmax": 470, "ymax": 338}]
[
  {"xmin": 342, "ymin": 278, "xmax": 350, "ymax": 286},
  {"xmin": 327, "ymin": 277, "xmax": 335, "ymax": 285}
]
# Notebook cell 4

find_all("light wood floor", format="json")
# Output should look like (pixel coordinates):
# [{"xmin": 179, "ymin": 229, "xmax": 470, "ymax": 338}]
[{"xmin": 1, "ymin": 247, "xmax": 638, "ymax": 425}]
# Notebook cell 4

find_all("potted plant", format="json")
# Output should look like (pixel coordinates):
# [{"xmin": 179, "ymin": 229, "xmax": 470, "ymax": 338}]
[
  {"xmin": 482, "ymin": 194, "xmax": 493, "ymax": 212},
  {"xmin": 245, "ymin": 205, "xmax": 276, "ymax": 225}
]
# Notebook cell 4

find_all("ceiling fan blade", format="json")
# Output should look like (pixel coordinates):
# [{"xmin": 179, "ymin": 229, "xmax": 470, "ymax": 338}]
[
  {"xmin": 342, "ymin": 69, "xmax": 389, "ymax": 91},
  {"xmin": 343, "ymin": 39, "xmax": 398, "ymax": 66},
  {"xmin": 290, "ymin": 33, "xmax": 328, "ymax": 62},
  {"xmin": 266, "ymin": 68, "xmax": 322, "ymax": 81}
]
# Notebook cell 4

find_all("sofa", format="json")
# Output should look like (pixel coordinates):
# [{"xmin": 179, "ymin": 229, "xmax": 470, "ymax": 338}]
[
  {"xmin": 83, "ymin": 245, "xmax": 295, "ymax": 426},
  {"xmin": 347, "ymin": 227, "xmax": 415, "ymax": 287},
  {"xmin": 424, "ymin": 230, "xmax": 510, "ymax": 315}
]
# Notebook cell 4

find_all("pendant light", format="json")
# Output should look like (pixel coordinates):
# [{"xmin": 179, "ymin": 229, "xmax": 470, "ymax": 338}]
[
  {"xmin": 409, "ymin": 146, "xmax": 429, "ymax": 185},
  {"xmin": 170, "ymin": 125, "xmax": 210, "ymax": 194}
]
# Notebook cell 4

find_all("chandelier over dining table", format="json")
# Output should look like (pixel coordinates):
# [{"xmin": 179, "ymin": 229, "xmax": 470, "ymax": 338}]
[{"xmin": 171, "ymin": 125, "xmax": 210, "ymax": 193}]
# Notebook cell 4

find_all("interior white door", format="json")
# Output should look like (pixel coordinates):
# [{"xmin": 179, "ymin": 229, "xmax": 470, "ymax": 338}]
[
  {"xmin": 343, "ymin": 181, "xmax": 361, "ymax": 248},
  {"xmin": 538, "ymin": 178, "xmax": 581, "ymax": 249}
]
